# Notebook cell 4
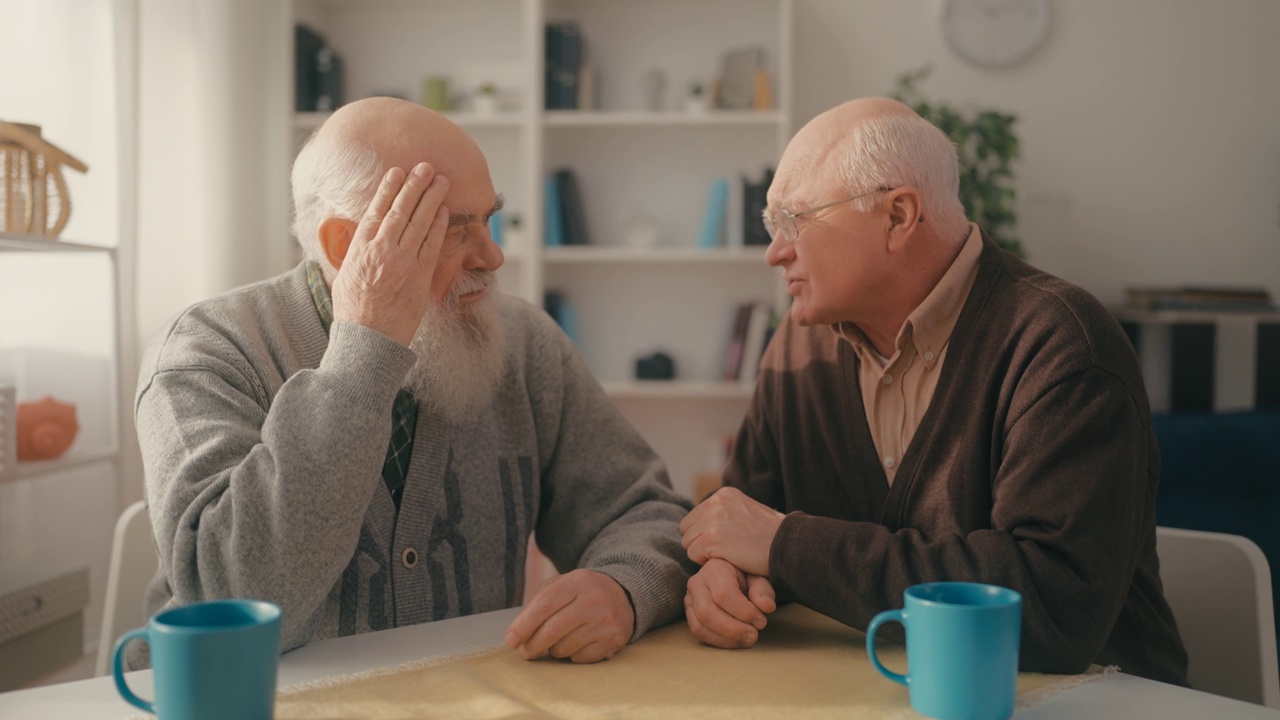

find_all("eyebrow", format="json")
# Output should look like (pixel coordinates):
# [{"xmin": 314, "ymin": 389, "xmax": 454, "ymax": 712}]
[{"xmin": 448, "ymin": 193, "xmax": 506, "ymax": 228}]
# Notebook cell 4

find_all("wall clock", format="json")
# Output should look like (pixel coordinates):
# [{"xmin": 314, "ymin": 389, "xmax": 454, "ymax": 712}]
[{"xmin": 941, "ymin": 0, "xmax": 1051, "ymax": 69}]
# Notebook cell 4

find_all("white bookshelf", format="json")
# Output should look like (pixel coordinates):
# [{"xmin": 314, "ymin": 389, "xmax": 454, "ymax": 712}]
[
  {"xmin": 280, "ymin": 0, "xmax": 793, "ymax": 496},
  {"xmin": 0, "ymin": 234, "xmax": 121, "ymax": 485}
]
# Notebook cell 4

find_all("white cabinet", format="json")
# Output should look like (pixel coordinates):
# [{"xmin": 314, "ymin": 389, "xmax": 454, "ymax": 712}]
[
  {"xmin": 282, "ymin": 0, "xmax": 793, "ymax": 496},
  {"xmin": 0, "ymin": 232, "xmax": 121, "ymax": 666}
]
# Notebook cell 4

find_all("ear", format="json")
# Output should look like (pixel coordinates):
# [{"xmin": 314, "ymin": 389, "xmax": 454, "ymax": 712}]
[
  {"xmin": 884, "ymin": 187, "xmax": 924, "ymax": 253},
  {"xmin": 318, "ymin": 218, "xmax": 357, "ymax": 269}
]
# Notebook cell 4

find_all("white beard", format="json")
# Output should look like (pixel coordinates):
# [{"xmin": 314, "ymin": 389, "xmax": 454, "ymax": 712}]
[{"xmin": 403, "ymin": 271, "xmax": 507, "ymax": 424}]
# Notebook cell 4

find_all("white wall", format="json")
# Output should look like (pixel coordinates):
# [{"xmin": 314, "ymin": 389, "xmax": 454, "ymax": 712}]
[
  {"xmin": 792, "ymin": 0, "xmax": 1280, "ymax": 306},
  {"xmin": 135, "ymin": 0, "xmax": 289, "ymax": 364}
]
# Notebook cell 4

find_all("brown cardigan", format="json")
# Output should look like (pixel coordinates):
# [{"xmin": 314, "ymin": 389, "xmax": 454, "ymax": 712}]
[{"xmin": 726, "ymin": 235, "xmax": 1188, "ymax": 685}]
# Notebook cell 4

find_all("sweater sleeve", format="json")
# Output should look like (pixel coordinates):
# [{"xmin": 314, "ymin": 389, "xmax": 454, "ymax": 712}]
[
  {"xmin": 526, "ymin": 314, "xmax": 696, "ymax": 641},
  {"xmin": 136, "ymin": 318, "xmax": 415, "ymax": 654},
  {"xmin": 766, "ymin": 365, "xmax": 1154, "ymax": 675}
]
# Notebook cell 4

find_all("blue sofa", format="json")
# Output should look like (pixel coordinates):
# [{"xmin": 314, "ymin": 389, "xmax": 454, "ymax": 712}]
[{"xmin": 1152, "ymin": 410, "xmax": 1280, "ymax": 649}]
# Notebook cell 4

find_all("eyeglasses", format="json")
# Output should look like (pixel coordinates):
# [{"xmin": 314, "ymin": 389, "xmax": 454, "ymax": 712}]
[{"xmin": 762, "ymin": 187, "xmax": 893, "ymax": 243}]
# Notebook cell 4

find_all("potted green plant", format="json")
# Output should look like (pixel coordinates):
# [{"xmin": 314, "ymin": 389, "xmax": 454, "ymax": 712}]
[{"xmin": 891, "ymin": 67, "xmax": 1025, "ymax": 258}]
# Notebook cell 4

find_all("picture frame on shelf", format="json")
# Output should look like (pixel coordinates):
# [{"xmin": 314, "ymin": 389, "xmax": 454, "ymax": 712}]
[{"xmin": 715, "ymin": 47, "xmax": 764, "ymax": 109}]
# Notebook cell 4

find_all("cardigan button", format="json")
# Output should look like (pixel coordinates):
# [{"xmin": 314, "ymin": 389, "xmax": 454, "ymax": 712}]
[{"xmin": 401, "ymin": 547, "xmax": 419, "ymax": 569}]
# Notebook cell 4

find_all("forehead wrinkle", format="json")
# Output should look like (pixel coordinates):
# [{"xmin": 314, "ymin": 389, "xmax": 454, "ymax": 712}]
[
  {"xmin": 447, "ymin": 191, "xmax": 505, "ymax": 227},
  {"xmin": 769, "ymin": 150, "xmax": 821, "ymax": 213}
]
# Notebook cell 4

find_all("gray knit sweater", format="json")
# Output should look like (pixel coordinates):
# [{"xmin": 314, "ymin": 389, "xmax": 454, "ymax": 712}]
[{"xmin": 131, "ymin": 263, "xmax": 694, "ymax": 667}]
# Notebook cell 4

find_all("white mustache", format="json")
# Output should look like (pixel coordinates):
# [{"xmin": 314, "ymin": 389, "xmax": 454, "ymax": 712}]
[{"xmin": 451, "ymin": 271, "xmax": 494, "ymax": 299}]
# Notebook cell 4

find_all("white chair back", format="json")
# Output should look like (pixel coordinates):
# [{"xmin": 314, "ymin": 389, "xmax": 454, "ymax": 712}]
[
  {"xmin": 94, "ymin": 500, "xmax": 158, "ymax": 676},
  {"xmin": 1156, "ymin": 526, "xmax": 1279, "ymax": 708}
]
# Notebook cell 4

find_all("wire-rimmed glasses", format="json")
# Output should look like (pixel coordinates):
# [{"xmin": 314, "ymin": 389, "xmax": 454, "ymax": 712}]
[{"xmin": 762, "ymin": 186, "xmax": 893, "ymax": 243}]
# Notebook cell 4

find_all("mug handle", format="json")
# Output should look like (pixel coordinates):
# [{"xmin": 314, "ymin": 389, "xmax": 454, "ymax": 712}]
[
  {"xmin": 866, "ymin": 609, "xmax": 909, "ymax": 686},
  {"xmin": 112, "ymin": 627, "xmax": 156, "ymax": 714}
]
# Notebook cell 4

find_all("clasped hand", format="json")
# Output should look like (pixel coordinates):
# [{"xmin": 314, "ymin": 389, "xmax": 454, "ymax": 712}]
[{"xmin": 680, "ymin": 487, "xmax": 786, "ymax": 649}]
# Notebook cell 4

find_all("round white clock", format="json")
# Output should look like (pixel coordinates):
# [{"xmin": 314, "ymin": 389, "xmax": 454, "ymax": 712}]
[{"xmin": 941, "ymin": 0, "xmax": 1051, "ymax": 69}]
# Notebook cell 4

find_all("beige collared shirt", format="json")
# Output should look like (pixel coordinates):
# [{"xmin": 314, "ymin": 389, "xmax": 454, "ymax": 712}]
[{"xmin": 835, "ymin": 223, "xmax": 984, "ymax": 485}]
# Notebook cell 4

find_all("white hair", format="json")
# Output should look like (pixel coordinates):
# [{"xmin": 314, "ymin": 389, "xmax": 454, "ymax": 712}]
[
  {"xmin": 290, "ymin": 130, "xmax": 384, "ymax": 267},
  {"xmin": 835, "ymin": 112, "xmax": 969, "ymax": 244},
  {"xmin": 405, "ymin": 270, "xmax": 507, "ymax": 423}
]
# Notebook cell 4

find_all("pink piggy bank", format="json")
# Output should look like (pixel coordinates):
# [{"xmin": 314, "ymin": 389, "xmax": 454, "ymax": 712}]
[{"xmin": 16, "ymin": 395, "xmax": 79, "ymax": 461}]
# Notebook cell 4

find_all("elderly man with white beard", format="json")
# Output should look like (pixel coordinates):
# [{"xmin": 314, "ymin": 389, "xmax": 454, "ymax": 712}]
[{"xmin": 130, "ymin": 97, "xmax": 695, "ymax": 669}]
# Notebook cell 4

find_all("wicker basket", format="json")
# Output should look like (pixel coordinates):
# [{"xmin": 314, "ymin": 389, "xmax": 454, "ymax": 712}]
[{"xmin": 0, "ymin": 122, "xmax": 87, "ymax": 237}]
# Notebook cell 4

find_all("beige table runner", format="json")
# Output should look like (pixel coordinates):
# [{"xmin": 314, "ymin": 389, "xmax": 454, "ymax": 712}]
[{"xmin": 270, "ymin": 605, "xmax": 1107, "ymax": 719}]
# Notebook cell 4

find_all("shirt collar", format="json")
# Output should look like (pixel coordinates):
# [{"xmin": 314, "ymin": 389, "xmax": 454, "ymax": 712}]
[
  {"xmin": 903, "ymin": 222, "xmax": 983, "ymax": 369},
  {"xmin": 305, "ymin": 260, "xmax": 334, "ymax": 334},
  {"xmin": 834, "ymin": 222, "xmax": 983, "ymax": 369}
]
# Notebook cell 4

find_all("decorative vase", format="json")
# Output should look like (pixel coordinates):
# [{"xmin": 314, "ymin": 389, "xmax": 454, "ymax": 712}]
[{"xmin": 16, "ymin": 395, "xmax": 79, "ymax": 461}]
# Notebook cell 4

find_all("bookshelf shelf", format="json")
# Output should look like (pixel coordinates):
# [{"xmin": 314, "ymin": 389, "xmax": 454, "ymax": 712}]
[
  {"xmin": 0, "ymin": 233, "xmax": 115, "ymax": 254},
  {"xmin": 543, "ymin": 246, "xmax": 768, "ymax": 264},
  {"xmin": 293, "ymin": 111, "xmax": 523, "ymax": 133},
  {"xmin": 14, "ymin": 448, "xmax": 119, "ymax": 482},
  {"xmin": 601, "ymin": 381, "xmax": 753, "ymax": 400},
  {"xmin": 544, "ymin": 110, "xmax": 784, "ymax": 129}
]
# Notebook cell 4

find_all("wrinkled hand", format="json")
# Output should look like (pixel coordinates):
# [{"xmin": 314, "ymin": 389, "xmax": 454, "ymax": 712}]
[
  {"xmin": 331, "ymin": 162, "xmax": 450, "ymax": 347},
  {"xmin": 680, "ymin": 487, "xmax": 784, "ymax": 577},
  {"xmin": 684, "ymin": 558, "xmax": 777, "ymax": 649},
  {"xmin": 504, "ymin": 569, "xmax": 635, "ymax": 663}
]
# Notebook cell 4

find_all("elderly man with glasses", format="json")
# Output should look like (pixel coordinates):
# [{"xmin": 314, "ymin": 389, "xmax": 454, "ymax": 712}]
[{"xmin": 678, "ymin": 97, "xmax": 1188, "ymax": 685}]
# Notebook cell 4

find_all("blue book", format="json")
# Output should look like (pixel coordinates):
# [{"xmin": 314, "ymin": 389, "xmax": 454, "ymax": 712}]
[
  {"xmin": 697, "ymin": 177, "xmax": 730, "ymax": 249},
  {"xmin": 544, "ymin": 175, "xmax": 565, "ymax": 247},
  {"xmin": 556, "ymin": 168, "xmax": 590, "ymax": 245},
  {"xmin": 558, "ymin": 301, "xmax": 579, "ymax": 346},
  {"xmin": 488, "ymin": 210, "xmax": 504, "ymax": 246}
]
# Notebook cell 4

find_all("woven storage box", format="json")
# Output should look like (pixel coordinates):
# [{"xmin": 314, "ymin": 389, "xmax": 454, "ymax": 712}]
[{"xmin": 0, "ymin": 564, "xmax": 89, "ymax": 690}]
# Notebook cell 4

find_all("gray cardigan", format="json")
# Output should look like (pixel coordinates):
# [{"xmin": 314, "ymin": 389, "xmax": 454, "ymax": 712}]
[{"xmin": 132, "ymin": 263, "xmax": 694, "ymax": 665}]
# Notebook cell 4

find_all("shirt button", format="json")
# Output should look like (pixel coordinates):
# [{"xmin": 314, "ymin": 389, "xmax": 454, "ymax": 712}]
[
  {"xmin": 885, "ymin": 456, "xmax": 896, "ymax": 468},
  {"xmin": 882, "ymin": 374, "xmax": 893, "ymax": 385},
  {"xmin": 924, "ymin": 351, "xmax": 935, "ymax": 361},
  {"xmin": 401, "ymin": 547, "xmax": 418, "ymax": 569}
]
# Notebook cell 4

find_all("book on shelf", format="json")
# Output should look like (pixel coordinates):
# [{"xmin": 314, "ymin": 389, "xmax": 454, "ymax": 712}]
[
  {"xmin": 722, "ymin": 302, "xmax": 772, "ymax": 382},
  {"xmin": 741, "ymin": 168, "xmax": 774, "ymax": 246},
  {"xmin": 737, "ymin": 303, "xmax": 773, "ymax": 385},
  {"xmin": 543, "ymin": 291, "xmax": 579, "ymax": 344},
  {"xmin": 1124, "ymin": 285, "xmax": 1276, "ymax": 312},
  {"xmin": 545, "ymin": 22, "xmax": 583, "ymax": 110},
  {"xmin": 697, "ymin": 177, "xmax": 730, "ymax": 249},
  {"xmin": 553, "ymin": 168, "xmax": 590, "ymax": 245},
  {"xmin": 295, "ymin": 24, "xmax": 344, "ymax": 112},
  {"xmin": 543, "ymin": 175, "xmax": 565, "ymax": 247}
]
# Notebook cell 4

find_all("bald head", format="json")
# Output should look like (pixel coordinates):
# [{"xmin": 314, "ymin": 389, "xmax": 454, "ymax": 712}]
[
  {"xmin": 291, "ymin": 97, "xmax": 494, "ymax": 267},
  {"xmin": 318, "ymin": 97, "xmax": 485, "ymax": 183},
  {"xmin": 772, "ymin": 96, "xmax": 968, "ymax": 244}
]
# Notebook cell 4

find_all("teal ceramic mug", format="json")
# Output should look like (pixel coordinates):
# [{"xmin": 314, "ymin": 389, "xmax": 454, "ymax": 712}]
[
  {"xmin": 112, "ymin": 599, "xmax": 282, "ymax": 720},
  {"xmin": 867, "ymin": 582, "xmax": 1022, "ymax": 720}
]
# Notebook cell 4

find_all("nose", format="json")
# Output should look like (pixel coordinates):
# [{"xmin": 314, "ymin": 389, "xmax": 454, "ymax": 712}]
[
  {"xmin": 464, "ymin": 225, "xmax": 505, "ymax": 272},
  {"xmin": 764, "ymin": 233, "xmax": 793, "ymax": 267}
]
